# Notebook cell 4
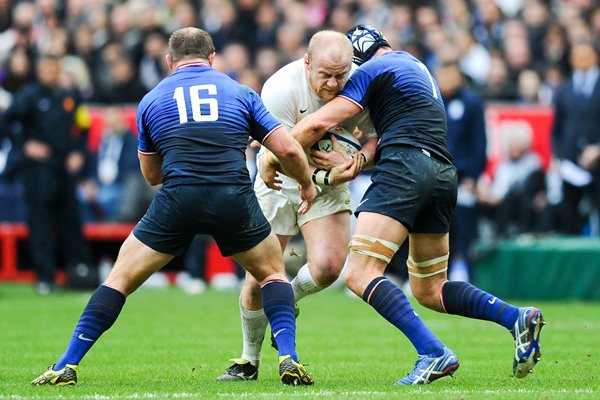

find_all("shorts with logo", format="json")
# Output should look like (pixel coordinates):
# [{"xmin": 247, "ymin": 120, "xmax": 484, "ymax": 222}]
[
  {"xmin": 254, "ymin": 176, "xmax": 351, "ymax": 236},
  {"xmin": 355, "ymin": 145, "xmax": 457, "ymax": 233},
  {"xmin": 133, "ymin": 184, "xmax": 271, "ymax": 257}
]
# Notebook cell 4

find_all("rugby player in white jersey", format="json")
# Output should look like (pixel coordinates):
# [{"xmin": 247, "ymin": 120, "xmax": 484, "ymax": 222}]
[{"xmin": 217, "ymin": 30, "xmax": 377, "ymax": 381}]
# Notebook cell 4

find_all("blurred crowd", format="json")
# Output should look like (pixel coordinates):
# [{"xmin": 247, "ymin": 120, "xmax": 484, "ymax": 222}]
[
  {"xmin": 1, "ymin": 0, "xmax": 596, "ymax": 109},
  {"xmin": 1, "ymin": 0, "xmax": 600, "ymax": 287}
]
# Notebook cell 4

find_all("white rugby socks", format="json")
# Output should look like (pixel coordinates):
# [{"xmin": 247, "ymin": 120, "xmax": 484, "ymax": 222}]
[
  {"xmin": 240, "ymin": 302, "xmax": 268, "ymax": 367},
  {"xmin": 239, "ymin": 264, "xmax": 321, "ymax": 367},
  {"xmin": 291, "ymin": 264, "xmax": 323, "ymax": 302}
]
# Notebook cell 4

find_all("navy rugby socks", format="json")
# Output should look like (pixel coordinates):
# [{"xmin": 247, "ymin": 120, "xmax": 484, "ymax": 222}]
[
  {"xmin": 441, "ymin": 281, "xmax": 519, "ymax": 330},
  {"xmin": 363, "ymin": 277, "xmax": 444, "ymax": 357},
  {"xmin": 261, "ymin": 280, "xmax": 298, "ymax": 362},
  {"xmin": 55, "ymin": 285, "xmax": 126, "ymax": 370}
]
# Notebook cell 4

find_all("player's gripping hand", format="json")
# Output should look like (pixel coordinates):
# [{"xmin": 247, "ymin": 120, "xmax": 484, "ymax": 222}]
[
  {"xmin": 329, "ymin": 152, "xmax": 364, "ymax": 186},
  {"xmin": 297, "ymin": 181, "xmax": 317, "ymax": 215},
  {"xmin": 258, "ymin": 151, "xmax": 283, "ymax": 190},
  {"xmin": 310, "ymin": 135, "xmax": 351, "ymax": 169}
]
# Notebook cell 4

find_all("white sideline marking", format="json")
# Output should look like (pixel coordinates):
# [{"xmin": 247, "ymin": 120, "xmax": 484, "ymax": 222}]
[{"xmin": 1, "ymin": 388, "xmax": 595, "ymax": 399}]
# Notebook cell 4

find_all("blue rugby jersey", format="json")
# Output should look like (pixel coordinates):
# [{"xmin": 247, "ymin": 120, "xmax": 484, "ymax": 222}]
[
  {"xmin": 339, "ymin": 51, "xmax": 452, "ymax": 164},
  {"xmin": 136, "ymin": 64, "xmax": 282, "ymax": 187}
]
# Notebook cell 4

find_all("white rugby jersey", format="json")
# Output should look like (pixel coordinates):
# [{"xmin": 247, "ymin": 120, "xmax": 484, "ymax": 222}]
[{"xmin": 259, "ymin": 59, "xmax": 376, "ymax": 189}]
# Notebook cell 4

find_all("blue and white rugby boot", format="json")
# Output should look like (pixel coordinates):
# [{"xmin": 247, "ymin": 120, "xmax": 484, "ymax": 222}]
[
  {"xmin": 396, "ymin": 346, "xmax": 459, "ymax": 385},
  {"xmin": 511, "ymin": 307, "xmax": 545, "ymax": 378}
]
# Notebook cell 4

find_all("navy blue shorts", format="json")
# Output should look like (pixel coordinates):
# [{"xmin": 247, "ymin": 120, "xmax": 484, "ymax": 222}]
[
  {"xmin": 356, "ymin": 146, "xmax": 457, "ymax": 233},
  {"xmin": 133, "ymin": 184, "xmax": 271, "ymax": 257}
]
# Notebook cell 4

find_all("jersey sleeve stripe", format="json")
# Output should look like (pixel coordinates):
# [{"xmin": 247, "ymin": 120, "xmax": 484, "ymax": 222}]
[
  {"xmin": 138, "ymin": 149, "xmax": 158, "ymax": 156},
  {"xmin": 262, "ymin": 124, "xmax": 284, "ymax": 143},
  {"xmin": 338, "ymin": 95, "xmax": 364, "ymax": 110}
]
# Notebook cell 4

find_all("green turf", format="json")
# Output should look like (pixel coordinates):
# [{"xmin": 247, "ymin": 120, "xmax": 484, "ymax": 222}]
[{"xmin": 0, "ymin": 283, "xmax": 598, "ymax": 399}]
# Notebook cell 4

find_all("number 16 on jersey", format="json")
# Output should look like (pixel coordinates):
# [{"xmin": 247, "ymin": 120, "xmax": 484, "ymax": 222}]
[{"xmin": 173, "ymin": 84, "xmax": 219, "ymax": 123}]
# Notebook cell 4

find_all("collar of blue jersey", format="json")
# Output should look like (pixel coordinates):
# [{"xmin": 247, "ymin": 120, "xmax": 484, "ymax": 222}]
[{"xmin": 177, "ymin": 62, "xmax": 209, "ymax": 70}]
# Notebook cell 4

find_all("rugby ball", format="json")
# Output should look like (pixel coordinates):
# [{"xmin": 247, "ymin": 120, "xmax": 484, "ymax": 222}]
[{"xmin": 312, "ymin": 131, "xmax": 361, "ymax": 157}]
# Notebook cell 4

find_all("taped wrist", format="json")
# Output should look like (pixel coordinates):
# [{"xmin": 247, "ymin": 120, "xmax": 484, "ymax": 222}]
[{"xmin": 312, "ymin": 168, "xmax": 331, "ymax": 186}]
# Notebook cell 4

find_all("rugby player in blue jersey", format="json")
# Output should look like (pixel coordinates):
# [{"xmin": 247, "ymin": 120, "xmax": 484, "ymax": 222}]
[
  {"xmin": 282, "ymin": 25, "xmax": 545, "ymax": 384},
  {"xmin": 31, "ymin": 27, "xmax": 316, "ymax": 387}
]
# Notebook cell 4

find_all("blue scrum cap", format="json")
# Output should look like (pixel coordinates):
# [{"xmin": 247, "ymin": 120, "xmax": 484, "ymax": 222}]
[{"xmin": 346, "ymin": 24, "xmax": 390, "ymax": 66}]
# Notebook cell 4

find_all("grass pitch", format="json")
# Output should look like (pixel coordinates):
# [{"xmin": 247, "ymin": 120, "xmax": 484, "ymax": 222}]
[{"xmin": 0, "ymin": 282, "xmax": 598, "ymax": 399}]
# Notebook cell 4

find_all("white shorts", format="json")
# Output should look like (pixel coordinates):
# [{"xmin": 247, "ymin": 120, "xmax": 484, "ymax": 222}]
[{"xmin": 254, "ymin": 175, "xmax": 352, "ymax": 236}]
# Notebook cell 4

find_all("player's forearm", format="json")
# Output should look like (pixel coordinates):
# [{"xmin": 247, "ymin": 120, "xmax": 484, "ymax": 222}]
[
  {"xmin": 141, "ymin": 168, "xmax": 163, "ymax": 186},
  {"xmin": 290, "ymin": 113, "xmax": 334, "ymax": 148},
  {"xmin": 272, "ymin": 141, "xmax": 312, "ymax": 189},
  {"xmin": 139, "ymin": 153, "xmax": 163, "ymax": 186}
]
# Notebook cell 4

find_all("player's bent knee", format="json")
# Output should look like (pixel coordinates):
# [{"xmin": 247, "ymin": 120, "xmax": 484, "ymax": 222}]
[
  {"xmin": 411, "ymin": 285, "xmax": 442, "ymax": 309},
  {"xmin": 342, "ymin": 263, "xmax": 369, "ymax": 295},
  {"xmin": 311, "ymin": 260, "xmax": 344, "ymax": 287},
  {"xmin": 343, "ymin": 270, "xmax": 359, "ymax": 293},
  {"xmin": 241, "ymin": 274, "xmax": 262, "ymax": 298},
  {"xmin": 348, "ymin": 234, "xmax": 399, "ymax": 264}
]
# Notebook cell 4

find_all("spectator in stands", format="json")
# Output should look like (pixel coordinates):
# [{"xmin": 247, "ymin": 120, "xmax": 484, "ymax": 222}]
[
  {"xmin": 107, "ymin": 3, "xmax": 141, "ymax": 61},
  {"xmin": 93, "ymin": 43, "xmax": 146, "ymax": 104},
  {"xmin": 2, "ymin": 54, "xmax": 92, "ymax": 294},
  {"xmin": 220, "ymin": 42, "xmax": 251, "ymax": 81},
  {"xmin": 478, "ymin": 129, "xmax": 548, "ymax": 238},
  {"xmin": 454, "ymin": 30, "xmax": 491, "ymax": 85},
  {"xmin": 254, "ymin": 47, "xmax": 282, "ymax": 85},
  {"xmin": 472, "ymin": 0, "xmax": 505, "ymax": 50},
  {"xmin": 436, "ymin": 61, "xmax": 487, "ymax": 282},
  {"xmin": 253, "ymin": 0, "xmax": 280, "ymax": 50},
  {"xmin": 542, "ymin": 24, "xmax": 570, "ymax": 76},
  {"xmin": 387, "ymin": 3, "xmax": 415, "ymax": 47},
  {"xmin": 0, "ymin": 1, "xmax": 35, "ymax": 63},
  {"xmin": 0, "ymin": 0, "xmax": 11, "ymax": 32},
  {"xmin": 0, "ymin": 46, "xmax": 34, "ymax": 94},
  {"xmin": 138, "ymin": 29, "xmax": 169, "ymax": 92},
  {"xmin": 590, "ymin": 6, "xmax": 600, "ymax": 39},
  {"xmin": 275, "ymin": 23, "xmax": 307, "ymax": 65},
  {"xmin": 482, "ymin": 51, "xmax": 518, "ymax": 101},
  {"xmin": 166, "ymin": 1, "xmax": 200, "ymax": 35},
  {"xmin": 538, "ymin": 63, "xmax": 564, "ymax": 106},
  {"xmin": 517, "ymin": 69, "xmax": 543, "ymax": 104},
  {"xmin": 503, "ymin": 20, "xmax": 533, "ymax": 82},
  {"xmin": 80, "ymin": 105, "xmax": 153, "ymax": 223},
  {"xmin": 552, "ymin": 39, "xmax": 600, "ymax": 235},
  {"xmin": 0, "ymin": 83, "xmax": 26, "ymax": 222},
  {"xmin": 521, "ymin": 0, "xmax": 551, "ymax": 66},
  {"xmin": 69, "ymin": 25, "xmax": 102, "ymax": 97},
  {"xmin": 201, "ymin": 0, "xmax": 248, "ymax": 51}
]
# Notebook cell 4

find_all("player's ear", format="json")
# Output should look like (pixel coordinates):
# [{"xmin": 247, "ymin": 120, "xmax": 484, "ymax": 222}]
[
  {"xmin": 303, "ymin": 53, "xmax": 310, "ymax": 69},
  {"xmin": 165, "ymin": 54, "xmax": 174, "ymax": 70},
  {"xmin": 208, "ymin": 52, "xmax": 216, "ymax": 66}
]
